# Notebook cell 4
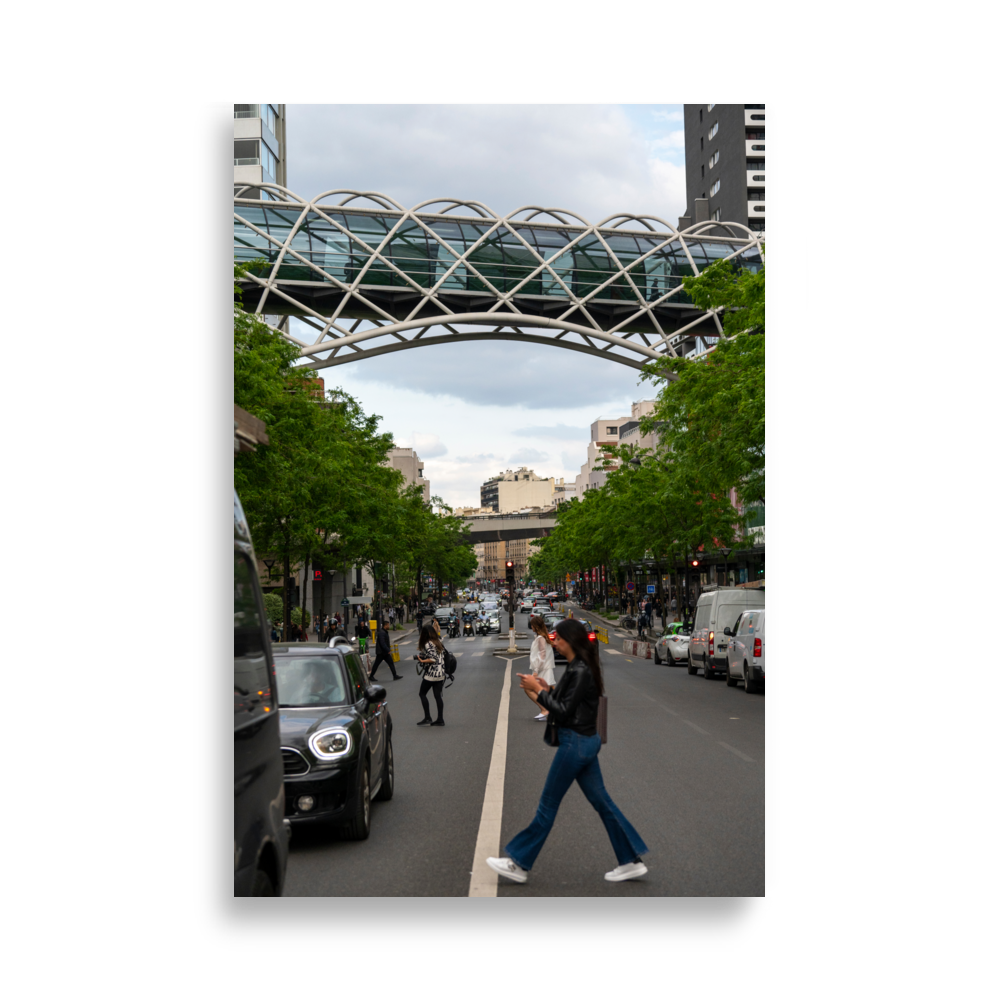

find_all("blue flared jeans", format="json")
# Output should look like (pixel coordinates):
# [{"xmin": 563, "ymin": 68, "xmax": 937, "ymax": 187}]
[{"xmin": 504, "ymin": 729, "xmax": 648, "ymax": 871}]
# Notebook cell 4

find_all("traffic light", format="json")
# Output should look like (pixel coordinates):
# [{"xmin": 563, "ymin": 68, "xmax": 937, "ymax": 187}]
[{"xmin": 690, "ymin": 558, "xmax": 699, "ymax": 568}]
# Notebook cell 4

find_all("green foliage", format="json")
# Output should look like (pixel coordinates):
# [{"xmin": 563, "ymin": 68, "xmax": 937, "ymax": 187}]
[
  {"xmin": 291, "ymin": 606, "xmax": 311, "ymax": 628},
  {"xmin": 262, "ymin": 592, "xmax": 283, "ymax": 624},
  {"xmin": 233, "ymin": 260, "xmax": 476, "ymax": 613},
  {"xmin": 640, "ymin": 254, "xmax": 764, "ymax": 506}
]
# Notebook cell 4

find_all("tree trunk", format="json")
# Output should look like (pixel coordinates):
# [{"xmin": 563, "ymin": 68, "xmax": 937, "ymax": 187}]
[{"xmin": 283, "ymin": 545, "xmax": 291, "ymax": 641}]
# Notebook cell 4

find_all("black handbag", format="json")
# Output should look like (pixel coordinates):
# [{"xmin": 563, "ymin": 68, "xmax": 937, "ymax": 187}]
[{"xmin": 543, "ymin": 716, "xmax": 559, "ymax": 747}]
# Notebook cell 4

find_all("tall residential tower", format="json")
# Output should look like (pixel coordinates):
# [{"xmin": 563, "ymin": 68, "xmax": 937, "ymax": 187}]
[
  {"xmin": 681, "ymin": 104, "xmax": 765, "ymax": 234},
  {"xmin": 234, "ymin": 104, "xmax": 287, "ymax": 197}
]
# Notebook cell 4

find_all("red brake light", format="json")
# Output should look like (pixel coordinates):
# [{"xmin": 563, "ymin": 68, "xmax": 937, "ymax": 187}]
[
  {"xmin": 549, "ymin": 633, "xmax": 556, "ymax": 641},
  {"xmin": 754, "ymin": 637, "xmax": 762, "ymax": 657},
  {"xmin": 708, "ymin": 630, "xmax": 714, "ymax": 655},
  {"xmin": 588, "ymin": 632, "xmax": 596, "ymax": 641}
]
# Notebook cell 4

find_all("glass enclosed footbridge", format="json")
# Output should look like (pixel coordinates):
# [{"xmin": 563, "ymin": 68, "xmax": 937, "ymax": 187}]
[{"xmin": 234, "ymin": 184, "xmax": 764, "ymax": 371}]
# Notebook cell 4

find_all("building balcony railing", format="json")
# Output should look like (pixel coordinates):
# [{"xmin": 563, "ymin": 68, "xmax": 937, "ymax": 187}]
[
  {"xmin": 235, "ymin": 104, "xmax": 261, "ymax": 119},
  {"xmin": 234, "ymin": 157, "xmax": 261, "ymax": 166}
]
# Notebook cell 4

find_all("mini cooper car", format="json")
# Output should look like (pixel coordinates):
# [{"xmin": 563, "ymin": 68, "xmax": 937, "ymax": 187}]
[{"xmin": 273, "ymin": 645, "xmax": 393, "ymax": 839}]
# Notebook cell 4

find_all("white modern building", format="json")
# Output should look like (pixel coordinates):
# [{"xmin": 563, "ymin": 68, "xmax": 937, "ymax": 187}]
[
  {"xmin": 480, "ymin": 467, "xmax": 555, "ymax": 513},
  {"xmin": 385, "ymin": 447, "xmax": 431, "ymax": 504},
  {"xmin": 234, "ymin": 104, "xmax": 286, "ymax": 195},
  {"xmin": 574, "ymin": 400, "xmax": 656, "ymax": 494}
]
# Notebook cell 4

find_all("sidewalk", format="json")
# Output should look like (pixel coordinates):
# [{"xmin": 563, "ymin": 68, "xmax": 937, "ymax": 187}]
[{"xmin": 564, "ymin": 601, "xmax": 664, "ymax": 640}]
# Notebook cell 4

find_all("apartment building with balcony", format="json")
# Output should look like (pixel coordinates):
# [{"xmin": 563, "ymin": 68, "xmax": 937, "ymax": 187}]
[
  {"xmin": 573, "ymin": 401, "xmax": 655, "ymax": 494},
  {"xmin": 680, "ymin": 104, "xmax": 765, "ymax": 236},
  {"xmin": 234, "ymin": 104, "xmax": 287, "ymax": 197}
]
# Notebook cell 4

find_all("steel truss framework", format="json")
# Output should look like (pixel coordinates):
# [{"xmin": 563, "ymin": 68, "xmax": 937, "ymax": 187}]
[{"xmin": 234, "ymin": 184, "xmax": 764, "ymax": 372}]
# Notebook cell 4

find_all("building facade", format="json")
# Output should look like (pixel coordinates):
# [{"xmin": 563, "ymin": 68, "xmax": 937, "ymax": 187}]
[
  {"xmin": 573, "ymin": 401, "xmax": 656, "ymax": 494},
  {"xmin": 480, "ymin": 467, "xmax": 554, "ymax": 513},
  {"xmin": 681, "ymin": 103, "xmax": 765, "ymax": 235},
  {"xmin": 385, "ymin": 447, "xmax": 431, "ymax": 503},
  {"xmin": 234, "ymin": 104, "xmax": 287, "ymax": 196}
]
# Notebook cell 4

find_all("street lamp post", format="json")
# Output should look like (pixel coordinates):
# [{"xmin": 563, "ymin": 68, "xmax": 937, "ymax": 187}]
[{"xmin": 719, "ymin": 547, "xmax": 732, "ymax": 587}]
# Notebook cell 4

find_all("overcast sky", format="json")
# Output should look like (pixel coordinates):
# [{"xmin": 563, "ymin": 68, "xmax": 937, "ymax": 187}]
[{"xmin": 285, "ymin": 104, "xmax": 686, "ymax": 508}]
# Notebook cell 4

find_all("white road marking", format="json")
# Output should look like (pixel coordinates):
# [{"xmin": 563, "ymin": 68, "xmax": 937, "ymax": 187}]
[
  {"xmin": 683, "ymin": 719, "xmax": 712, "ymax": 736},
  {"xmin": 468, "ymin": 659, "xmax": 513, "ymax": 897},
  {"xmin": 605, "ymin": 648, "xmax": 622, "ymax": 655},
  {"xmin": 718, "ymin": 741, "xmax": 755, "ymax": 762}
]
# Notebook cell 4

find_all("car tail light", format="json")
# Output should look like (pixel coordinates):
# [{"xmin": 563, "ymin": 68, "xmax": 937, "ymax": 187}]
[
  {"xmin": 588, "ymin": 632, "xmax": 596, "ymax": 641},
  {"xmin": 754, "ymin": 637, "xmax": 761, "ymax": 657},
  {"xmin": 549, "ymin": 632, "xmax": 556, "ymax": 641},
  {"xmin": 708, "ymin": 631, "xmax": 714, "ymax": 655}
]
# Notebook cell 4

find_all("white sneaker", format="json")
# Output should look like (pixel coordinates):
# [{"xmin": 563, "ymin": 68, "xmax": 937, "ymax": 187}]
[
  {"xmin": 534, "ymin": 713, "xmax": 547, "ymax": 721},
  {"xmin": 605, "ymin": 861, "xmax": 648, "ymax": 882},
  {"xmin": 486, "ymin": 857, "xmax": 528, "ymax": 883}
]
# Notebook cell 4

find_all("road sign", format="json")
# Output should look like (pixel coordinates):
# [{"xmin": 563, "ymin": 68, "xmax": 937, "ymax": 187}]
[
  {"xmin": 626, "ymin": 581, "xmax": 635, "ymax": 591},
  {"xmin": 340, "ymin": 598, "xmax": 351, "ymax": 606},
  {"xmin": 647, "ymin": 584, "xmax": 656, "ymax": 594}
]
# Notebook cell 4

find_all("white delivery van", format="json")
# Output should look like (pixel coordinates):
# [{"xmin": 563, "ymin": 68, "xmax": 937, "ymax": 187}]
[
  {"xmin": 725, "ymin": 608, "xmax": 766, "ymax": 692},
  {"xmin": 688, "ymin": 587, "xmax": 766, "ymax": 678}
]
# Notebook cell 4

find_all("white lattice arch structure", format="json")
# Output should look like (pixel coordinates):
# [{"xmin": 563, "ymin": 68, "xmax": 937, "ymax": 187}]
[{"xmin": 234, "ymin": 184, "xmax": 764, "ymax": 373}]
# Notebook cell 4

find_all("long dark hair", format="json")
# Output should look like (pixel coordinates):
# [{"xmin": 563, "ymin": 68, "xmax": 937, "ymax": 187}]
[
  {"xmin": 419, "ymin": 624, "xmax": 443, "ymax": 651},
  {"xmin": 554, "ymin": 618, "xmax": 603, "ymax": 695}
]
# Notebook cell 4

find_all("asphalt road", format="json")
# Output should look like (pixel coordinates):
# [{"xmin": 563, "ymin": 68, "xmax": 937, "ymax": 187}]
[{"xmin": 283, "ymin": 606, "xmax": 764, "ymax": 897}]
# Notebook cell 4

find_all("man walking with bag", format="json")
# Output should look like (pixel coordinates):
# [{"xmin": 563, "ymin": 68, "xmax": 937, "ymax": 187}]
[{"xmin": 370, "ymin": 620, "xmax": 401, "ymax": 681}]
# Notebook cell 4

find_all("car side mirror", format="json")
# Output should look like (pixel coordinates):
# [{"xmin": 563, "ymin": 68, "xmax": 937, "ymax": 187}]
[
  {"xmin": 367, "ymin": 683, "xmax": 387, "ymax": 704},
  {"xmin": 723, "ymin": 627, "xmax": 733, "ymax": 637}
]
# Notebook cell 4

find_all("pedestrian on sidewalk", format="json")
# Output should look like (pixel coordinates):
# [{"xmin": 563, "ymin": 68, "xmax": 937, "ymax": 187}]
[
  {"xmin": 486, "ymin": 618, "xmax": 649, "ymax": 885},
  {"xmin": 415, "ymin": 624, "xmax": 447, "ymax": 726},
  {"xmin": 528, "ymin": 616, "xmax": 556, "ymax": 722},
  {"xmin": 370, "ymin": 621, "xmax": 401, "ymax": 681},
  {"xmin": 416, "ymin": 607, "xmax": 425, "ymax": 632}
]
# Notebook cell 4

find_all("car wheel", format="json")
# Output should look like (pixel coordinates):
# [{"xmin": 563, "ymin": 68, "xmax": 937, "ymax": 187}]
[
  {"xmin": 744, "ymin": 661, "xmax": 755, "ymax": 694},
  {"xmin": 374, "ymin": 735, "xmax": 394, "ymax": 801},
  {"xmin": 666, "ymin": 648, "xmax": 675, "ymax": 667},
  {"xmin": 653, "ymin": 644, "xmax": 662, "ymax": 664},
  {"xmin": 687, "ymin": 660, "xmax": 697, "ymax": 674},
  {"xmin": 251, "ymin": 868, "xmax": 276, "ymax": 896},
  {"xmin": 726, "ymin": 661, "xmax": 737, "ymax": 687},
  {"xmin": 704, "ymin": 660, "xmax": 714, "ymax": 679},
  {"xmin": 342, "ymin": 759, "xmax": 371, "ymax": 840}
]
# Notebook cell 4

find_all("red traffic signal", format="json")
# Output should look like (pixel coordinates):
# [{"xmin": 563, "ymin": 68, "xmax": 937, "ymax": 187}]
[
  {"xmin": 691, "ymin": 559, "xmax": 699, "ymax": 567},
  {"xmin": 505, "ymin": 560, "xmax": 514, "ymax": 570}
]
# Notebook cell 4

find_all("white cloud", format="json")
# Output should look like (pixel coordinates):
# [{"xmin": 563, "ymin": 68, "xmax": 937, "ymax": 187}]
[
  {"xmin": 509, "ymin": 447, "xmax": 550, "ymax": 465},
  {"xmin": 397, "ymin": 431, "xmax": 447, "ymax": 458},
  {"xmin": 513, "ymin": 423, "xmax": 589, "ymax": 441},
  {"xmin": 651, "ymin": 109, "xmax": 684, "ymax": 122},
  {"xmin": 289, "ymin": 104, "xmax": 687, "ymax": 225}
]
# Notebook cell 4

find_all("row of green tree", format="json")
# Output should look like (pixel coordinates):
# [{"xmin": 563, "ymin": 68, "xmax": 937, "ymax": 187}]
[
  {"xmin": 234, "ymin": 263, "xmax": 476, "ymax": 635},
  {"xmin": 529, "ymin": 253, "xmax": 764, "ymax": 604}
]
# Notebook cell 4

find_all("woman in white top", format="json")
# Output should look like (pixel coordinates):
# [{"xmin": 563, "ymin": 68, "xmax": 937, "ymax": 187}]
[{"xmin": 528, "ymin": 616, "xmax": 556, "ymax": 721}]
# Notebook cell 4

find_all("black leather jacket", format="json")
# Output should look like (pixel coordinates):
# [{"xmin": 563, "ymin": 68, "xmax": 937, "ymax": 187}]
[
  {"xmin": 537, "ymin": 657, "xmax": 599, "ymax": 737},
  {"xmin": 376, "ymin": 628, "xmax": 391, "ymax": 654}
]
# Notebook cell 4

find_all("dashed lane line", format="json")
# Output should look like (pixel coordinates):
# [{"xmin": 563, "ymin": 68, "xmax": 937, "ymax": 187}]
[
  {"xmin": 683, "ymin": 719, "xmax": 712, "ymax": 736},
  {"xmin": 718, "ymin": 741, "xmax": 755, "ymax": 762},
  {"xmin": 468, "ymin": 659, "xmax": 513, "ymax": 897}
]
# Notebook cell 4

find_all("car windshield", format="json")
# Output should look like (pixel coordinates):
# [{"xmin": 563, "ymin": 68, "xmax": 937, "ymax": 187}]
[
  {"xmin": 435, "ymin": 608, "xmax": 455, "ymax": 617},
  {"xmin": 275, "ymin": 655, "xmax": 350, "ymax": 707}
]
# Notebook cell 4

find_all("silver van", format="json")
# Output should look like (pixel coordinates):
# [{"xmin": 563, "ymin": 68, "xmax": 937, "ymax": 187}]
[{"xmin": 688, "ymin": 587, "xmax": 766, "ymax": 678}]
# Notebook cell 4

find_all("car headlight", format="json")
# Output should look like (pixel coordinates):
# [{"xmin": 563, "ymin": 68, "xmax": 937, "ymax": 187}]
[{"xmin": 309, "ymin": 728, "xmax": 352, "ymax": 761}]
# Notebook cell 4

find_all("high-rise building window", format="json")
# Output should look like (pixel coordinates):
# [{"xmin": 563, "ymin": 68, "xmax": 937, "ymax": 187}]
[
  {"xmin": 700, "ymin": 137, "xmax": 704, "ymax": 150},
  {"xmin": 710, "ymin": 178, "xmax": 721, "ymax": 197},
  {"xmin": 699, "ymin": 109, "xmax": 703, "ymax": 122},
  {"xmin": 749, "ymin": 220, "xmax": 765, "ymax": 231},
  {"xmin": 748, "ymin": 190, "xmax": 765, "ymax": 201},
  {"xmin": 707, "ymin": 103, "xmax": 716, "ymax": 111},
  {"xmin": 701, "ymin": 164, "xmax": 705, "ymax": 177},
  {"xmin": 708, "ymin": 122, "xmax": 719, "ymax": 140},
  {"xmin": 747, "ymin": 159, "xmax": 765, "ymax": 171},
  {"xmin": 709, "ymin": 150, "xmax": 720, "ymax": 169},
  {"xmin": 744, "ymin": 104, "xmax": 765, "ymax": 109},
  {"xmin": 712, "ymin": 208, "xmax": 721, "ymax": 221},
  {"xmin": 746, "ymin": 129, "xmax": 765, "ymax": 140},
  {"xmin": 234, "ymin": 139, "xmax": 260, "ymax": 165}
]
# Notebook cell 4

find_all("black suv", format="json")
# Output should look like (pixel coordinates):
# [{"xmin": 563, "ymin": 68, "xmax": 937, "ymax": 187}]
[
  {"xmin": 273, "ymin": 646, "xmax": 394, "ymax": 838},
  {"xmin": 234, "ymin": 491, "xmax": 289, "ymax": 896}
]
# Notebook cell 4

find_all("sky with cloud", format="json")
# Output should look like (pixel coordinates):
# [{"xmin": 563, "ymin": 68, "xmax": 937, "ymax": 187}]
[{"xmin": 286, "ymin": 104, "xmax": 685, "ymax": 508}]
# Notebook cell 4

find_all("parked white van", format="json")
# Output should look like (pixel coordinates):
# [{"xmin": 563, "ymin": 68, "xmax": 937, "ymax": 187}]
[
  {"xmin": 725, "ymin": 608, "xmax": 765, "ymax": 692},
  {"xmin": 688, "ymin": 587, "xmax": 766, "ymax": 678}
]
